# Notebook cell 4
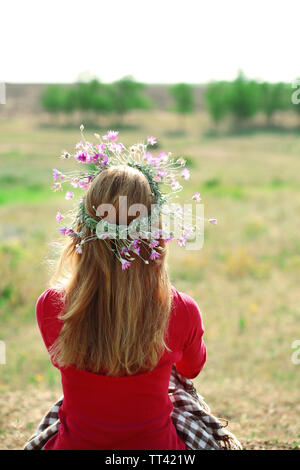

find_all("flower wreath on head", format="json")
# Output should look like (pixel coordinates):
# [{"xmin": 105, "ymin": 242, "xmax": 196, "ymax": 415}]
[{"xmin": 52, "ymin": 126, "xmax": 217, "ymax": 270}]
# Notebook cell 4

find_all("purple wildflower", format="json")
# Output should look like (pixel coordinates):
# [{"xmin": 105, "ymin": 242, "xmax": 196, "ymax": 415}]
[
  {"xmin": 70, "ymin": 178, "xmax": 79, "ymax": 188},
  {"xmin": 65, "ymin": 191, "xmax": 74, "ymax": 200},
  {"xmin": 149, "ymin": 250, "xmax": 161, "ymax": 261},
  {"xmin": 53, "ymin": 168, "xmax": 64, "ymax": 181},
  {"xmin": 157, "ymin": 152, "xmax": 168, "ymax": 164},
  {"xmin": 209, "ymin": 218, "xmax": 217, "ymax": 225},
  {"xmin": 144, "ymin": 151, "xmax": 154, "ymax": 164},
  {"xmin": 79, "ymin": 178, "xmax": 90, "ymax": 190},
  {"xmin": 150, "ymin": 240, "xmax": 159, "ymax": 248},
  {"xmin": 75, "ymin": 152, "xmax": 88, "ymax": 163},
  {"xmin": 171, "ymin": 179, "xmax": 181, "ymax": 191},
  {"xmin": 75, "ymin": 244, "xmax": 83, "ymax": 254},
  {"xmin": 181, "ymin": 168, "xmax": 190, "ymax": 180},
  {"xmin": 164, "ymin": 234, "xmax": 174, "ymax": 243},
  {"xmin": 52, "ymin": 182, "xmax": 62, "ymax": 192},
  {"xmin": 121, "ymin": 258, "xmax": 131, "ymax": 270},
  {"xmin": 120, "ymin": 247, "xmax": 129, "ymax": 256},
  {"xmin": 56, "ymin": 212, "xmax": 63, "ymax": 223},
  {"xmin": 103, "ymin": 130, "xmax": 119, "ymax": 142},
  {"xmin": 95, "ymin": 142, "xmax": 106, "ymax": 153},
  {"xmin": 100, "ymin": 154, "xmax": 109, "ymax": 167},
  {"xmin": 192, "ymin": 192, "xmax": 201, "ymax": 201},
  {"xmin": 147, "ymin": 136, "xmax": 157, "ymax": 146},
  {"xmin": 177, "ymin": 235, "xmax": 187, "ymax": 247},
  {"xmin": 132, "ymin": 239, "xmax": 140, "ymax": 249},
  {"xmin": 58, "ymin": 227, "xmax": 68, "ymax": 235},
  {"xmin": 75, "ymin": 140, "xmax": 84, "ymax": 150},
  {"xmin": 134, "ymin": 246, "xmax": 140, "ymax": 256}
]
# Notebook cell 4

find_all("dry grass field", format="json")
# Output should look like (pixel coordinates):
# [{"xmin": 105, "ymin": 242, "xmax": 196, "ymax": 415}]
[{"xmin": 0, "ymin": 110, "xmax": 300, "ymax": 450}]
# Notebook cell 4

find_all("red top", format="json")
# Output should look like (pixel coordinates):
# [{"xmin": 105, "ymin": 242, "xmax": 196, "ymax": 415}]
[{"xmin": 36, "ymin": 285, "xmax": 206, "ymax": 450}]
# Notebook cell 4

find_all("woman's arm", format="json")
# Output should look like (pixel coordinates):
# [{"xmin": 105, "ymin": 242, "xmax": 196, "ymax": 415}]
[{"xmin": 175, "ymin": 293, "xmax": 206, "ymax": 379}]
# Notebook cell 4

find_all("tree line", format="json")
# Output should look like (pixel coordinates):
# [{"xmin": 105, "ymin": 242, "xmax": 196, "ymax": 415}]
[
  {"xmin": 41, "ymin": 73, "xmax": 298, "ymax": 127},
  {"xmin": 205, "ymin": 72, "xmax": 295, "ymax": 126}
]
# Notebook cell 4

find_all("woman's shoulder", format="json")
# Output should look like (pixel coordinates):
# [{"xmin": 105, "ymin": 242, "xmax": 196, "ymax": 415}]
[
  {"xmin": 169, "ymin": 286, "xmax": 205, "ymax": 345},
  {"xmin": 171, "ymin": 285, "xmax": 203, "ymax": 322},
  {"xmin": 36, "ymin": 287, "xmax": 65, "ymax": 310},
  {"xmin": 36, "ymin": 287, "xmax": 65, "ymax": 349}
]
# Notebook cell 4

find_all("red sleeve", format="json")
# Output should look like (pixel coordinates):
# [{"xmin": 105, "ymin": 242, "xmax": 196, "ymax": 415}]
[
  {"xmin": 36, "ymin": 289, "xmax": 64, "ymax": 353},
  {"xmin": 174, "ymin": 292, "xmax": 206, "ymax": 379}
]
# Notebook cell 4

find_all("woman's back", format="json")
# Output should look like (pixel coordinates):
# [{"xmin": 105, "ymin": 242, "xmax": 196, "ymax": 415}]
[{"xmin": 36, "ymin": 285, "xmax": 206, "ymax": 450}]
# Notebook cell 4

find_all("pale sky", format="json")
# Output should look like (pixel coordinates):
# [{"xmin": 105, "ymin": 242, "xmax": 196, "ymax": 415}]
[{"xmin": 1, "ymin": 0, "xmax": 300, "ymax": 84}]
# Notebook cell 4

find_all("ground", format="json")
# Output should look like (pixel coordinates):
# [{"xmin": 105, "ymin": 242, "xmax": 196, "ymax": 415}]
[{"xmin": 0, "ymin": 110, "xmax": 299, "ymax": 449}]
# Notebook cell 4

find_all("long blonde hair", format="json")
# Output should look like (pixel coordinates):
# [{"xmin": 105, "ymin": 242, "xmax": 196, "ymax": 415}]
[{"xmin": 49, "ymin": 165, "xmax": 172, "ymax": 376}]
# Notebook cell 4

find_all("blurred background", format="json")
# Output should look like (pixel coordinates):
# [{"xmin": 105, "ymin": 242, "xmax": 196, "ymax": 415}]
[{"xmin": 0, "ymin": 0, "xmax": 300, "ymax": 450}]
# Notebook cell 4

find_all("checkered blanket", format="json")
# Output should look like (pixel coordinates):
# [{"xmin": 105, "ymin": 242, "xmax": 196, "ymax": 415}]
[{"xmin": 24, "ymin": 365, "xmax": 242, "ymax": 450}]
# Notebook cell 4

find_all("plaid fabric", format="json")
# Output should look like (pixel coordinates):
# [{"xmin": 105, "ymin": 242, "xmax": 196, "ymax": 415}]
[{"xmin": 24, "ymin": 365, "xmax": 242, "ymax": 450}]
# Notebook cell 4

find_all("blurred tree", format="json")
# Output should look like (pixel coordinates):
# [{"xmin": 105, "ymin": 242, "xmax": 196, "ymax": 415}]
[
  {"xmin": 170, "ymin": 83, "xmax": 195, "ymax": 114},
  {"xmin": 169, "ymin": 83, "xmax": 195, "ymax": 133},
  {"xmin": 290, "ymin": 78, "xmax": 300, "ymax": 125},
  {"xmin": 41, "ymin": 79, "xmax": 114, "ymax": 125},
  {"xmin": 205, "ymin": 81, "xmax": 231, "ymax": 125},
  {"xmin": 111, "ymin": 76, "xmax": 151, "ymax": 124},
  {"xmin": 75, "ymin": 79, "xmax": 114, "ymax": 115},
  {"xmin": 227, "ymin": 72, "xmax": 261, "ymax": 126},
  {"xmin": 60, "ymin": 87, "xmax": 77, "ymax": 114},
  {"xmin": 41, "ymin": 85, "xmax": 66, "ymax": 114},
  {"xmin": 259, "ymin": 82, "xmax": 288, "ymax": 125}
]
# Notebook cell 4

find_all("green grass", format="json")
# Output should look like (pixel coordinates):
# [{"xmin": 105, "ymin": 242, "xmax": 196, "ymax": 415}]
[{"xmin": 0, "ymin": 112, "xmax": 300, "ymax": 449}]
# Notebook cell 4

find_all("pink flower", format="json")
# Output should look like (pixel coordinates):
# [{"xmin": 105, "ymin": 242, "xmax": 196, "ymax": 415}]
[
  {"xmin": 58, "ymin": 227, "xmax": 68, "ymax": 235},
  {"xmin": 144, "ymin": 151, "xmax": 154, "ymax": 164},
  {"xmin": 157, "ymin": 152, "xmax": 168, "ymax": 164},
  {"xmin": 100, "ymin": 154, "xmax": 108, "ymax": 167},
  {"xmin": 70, "ymin": 178, "xmax": 79, "ymax": 188},
  {"xmin": 150, "ymin": 240, "xmax": 159, "ymax": 248},
  {"xmin": 74, "ymin": 152, "xmax": 87, "ymax": 163},
  {"xmin": 53, "ymin": 168, "xmax": 64, "ymax": 181},
  {"xmin": 65, "ymin": 191, "xmax": 74, "ymax": 200},
  {"xmin": 56, "ymin": 212, "xmax": 63, "ymax": 223},
  {"xmin": 147, "ymin": 136, "xmax": 157, "ymax": 145},
  {"xmin": 184, "ymin": 227, "xmax": 194, "ymax": 237},
  {"xmin": 130, "ymin": 239, "xmax": 140, "ymax": 255},
  {"xmin": 209, "ymin": 218, "xmax": 217, "ymax": 225},
  {"xmin": 171, "ymin": 179, "xmax": 181, "ymax": 191},
  {"xmin": 52, "ymin": 182, "xmax": 62, "ymax": 192},
  {"xmin": 103, "ymin": 130, "xmax": 119, "ymax": 142},
  {"xmin": 192, "ymin": 192, "xmax": 201, "ymax": 201},
  {"xmin": 177, "ymin": 235, "xmax": 187, "ymax": 247},
  {"xmin": 157, "ymin": 169, "xmax": 168, "ymax": 178},
  {"xmin": 121, "ymin": 259, "xmax": 131, "ymax": 270},
  {"xmin": 79, "ymin": 178, "xmax": 90, "ymax": 190},
  {"xmin": 181, "ymin": 168, "xmax": 190, "ymax": 180},
  {"xmin": 66, "ymin": 229, "xmax": 78, "ymax": 241},
  {"xmin": 95, "ymin": 142, "xmax": 106, "ymax": 153},
  {"xmin": 164, "ymin": 233, "xmax": 174, "ymax": 243},
  {"xmin": 132, "ymin": 239, "xmax": 140, "ymax": 249},
  {"xmin": 75, "ymin": 244, "xmax": 83, "ymax": 254},
  {"xmin": 116, "ymin": 142, "xmax": 125, "ymax": 152},
  {"xmin": 85, "ymin": 153, "xmax": 98, "ymax": 164},
  {"xmin": 149, "ymin": 250, "xmax": 161, "ymax": 260},
  {"xmin": 75, "ymin": 140, "xmax": 84, "ymax": 150}
]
